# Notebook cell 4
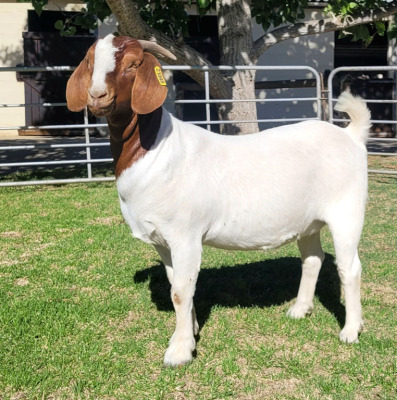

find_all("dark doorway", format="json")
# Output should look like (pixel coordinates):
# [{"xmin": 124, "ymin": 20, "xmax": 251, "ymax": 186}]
[
  {"xmin": 17, "ymin": 10, "xmax": 96, "ymax": 135},
  {"xmin": 173, "ymin": 15, "xmax": 220, "ymax": 132},
  {"xmin": 333, "ymin": 30, "xmax": 395, "ymax": 137}
]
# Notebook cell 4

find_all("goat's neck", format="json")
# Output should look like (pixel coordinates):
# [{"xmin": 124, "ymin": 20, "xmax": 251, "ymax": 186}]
[{"xmin": 107, "ymin": 107, "xmax": 162, "ymax": 178}]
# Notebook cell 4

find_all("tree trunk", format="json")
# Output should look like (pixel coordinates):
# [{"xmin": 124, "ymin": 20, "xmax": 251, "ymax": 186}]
[{"xmin": 216, "ymin": 0, "xmax": 259, "ymax": 134}]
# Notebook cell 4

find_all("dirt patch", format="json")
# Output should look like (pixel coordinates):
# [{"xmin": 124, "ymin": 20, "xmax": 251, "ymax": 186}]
[
  {"xmin": 10, "ymin": 392, "xmax": 27, "ymax": 400},
  {"xmin": 245, "ymin": 377, "xmax": 302, "ymax": 400},
  {"xmin": 365, "ymin": 282, "xmax": 397, "ymax": 306},
  {"xmin": 90, "ymin": 216, "xmax": 124, "ymax": 226},
  {"xmin": 14, "ymin": 277, "xmax": 29, "ymax": 287},
  {"xmin": 0, "ymin": 231, "xmax": 23, "ymax": 238},
  {"xmin": 21, "ymin": 242, "xmax": 52, "ymax": 259}
]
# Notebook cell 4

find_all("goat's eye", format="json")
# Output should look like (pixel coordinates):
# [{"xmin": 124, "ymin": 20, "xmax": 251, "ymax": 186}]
[
  {"xmin": 125, "ymin": 59, "xmax": 142, "ymax": 71},
  {"xmin": 125, "ymin": 62, "xmax": 137, "ymax": 71}
]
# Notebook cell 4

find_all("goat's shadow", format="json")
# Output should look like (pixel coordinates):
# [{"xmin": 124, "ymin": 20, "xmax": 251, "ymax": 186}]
[{"xmin": 134, "ymin": 254, "xmax": 345, "ymax": 332}]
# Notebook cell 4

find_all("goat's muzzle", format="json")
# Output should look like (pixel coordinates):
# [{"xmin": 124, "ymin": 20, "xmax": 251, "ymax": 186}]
[{"xmin": 87, "ymin": 97, "xmax": 116, "ymax": 117}]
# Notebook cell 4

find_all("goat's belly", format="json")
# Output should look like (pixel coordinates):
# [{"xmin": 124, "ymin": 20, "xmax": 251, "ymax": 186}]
[
  {"xmin": 203, "ymin": 218, "xmax": 324, "ymax": 251},
  {"xmin": 203, "ymin": 234, "xmax": 296, "ymax": 251}
]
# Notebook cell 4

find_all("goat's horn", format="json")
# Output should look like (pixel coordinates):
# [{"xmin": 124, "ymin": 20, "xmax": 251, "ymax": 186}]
[{"xmin": 138, "ymin": 40, "xmax": 177, "ymax": 61}]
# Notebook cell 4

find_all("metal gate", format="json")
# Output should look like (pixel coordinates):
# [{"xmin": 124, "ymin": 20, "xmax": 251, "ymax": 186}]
[
  {"xmin": 328, "ymin": 66, "xmax": 397, "ymax": 176},
  {"xmin": 0, "ymin": 64, "xmax": 395, "ymax": 187}
]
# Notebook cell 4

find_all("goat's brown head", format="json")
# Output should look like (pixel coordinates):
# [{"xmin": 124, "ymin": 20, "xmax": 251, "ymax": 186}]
[{"xmin": 66, "ymin": 34, "xmax": 176, "ymax": 119}]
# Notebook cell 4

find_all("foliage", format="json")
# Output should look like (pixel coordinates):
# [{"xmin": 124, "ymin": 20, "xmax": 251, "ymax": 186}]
[
  {"xmin": 324, "ymin": 0, "xmax": 397, "ymax": 46},
  {"xmin": 27, "ymin": 0, "xmax": 397, "ymax": 44},
  {"xmin": 136, "ymin": 0, "xmax": 190, "ymax": 37},
  {"xmin": 252, "ymin": 0, "xmax": 308, "ymax": 32},
  {"xmin": 25, "ymin": 0, "xmax": 110, "ymax": 36}
]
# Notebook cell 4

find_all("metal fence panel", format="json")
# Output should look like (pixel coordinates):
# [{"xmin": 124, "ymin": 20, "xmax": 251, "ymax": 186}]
[
  {"xmin": 0, "ymin": 64, "xmax": 395, "ymax": 186},
  {"xmin": 328, "ymin": 66, "xmax": 397, "ymax": 175}
]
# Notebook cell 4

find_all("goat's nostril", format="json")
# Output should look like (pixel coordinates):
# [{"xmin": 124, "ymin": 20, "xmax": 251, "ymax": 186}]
[{"xmin": 89, "ymin": 89, "xmax": 108, "ymax": 100}]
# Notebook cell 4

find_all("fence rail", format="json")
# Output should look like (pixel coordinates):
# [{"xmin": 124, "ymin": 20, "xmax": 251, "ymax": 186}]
[{"xmin": 0, "ymin": 64, "xmax": 395, "ymax": 186}]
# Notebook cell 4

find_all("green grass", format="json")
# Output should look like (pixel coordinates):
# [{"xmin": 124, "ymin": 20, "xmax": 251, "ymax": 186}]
[
  {"xmin": 0, "ymin": 162, "xmax": 396, "ymax": 399},
  {"xmin": 0, "ymin": 163, "xmax": 114, "ymax": 183}
]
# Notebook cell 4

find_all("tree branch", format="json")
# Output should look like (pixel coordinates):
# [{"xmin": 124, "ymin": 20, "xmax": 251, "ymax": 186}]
[
  {"xmin": 252, "ymin": 4, "xmax": 397, "ymax": 61},
  {"xmin": 105, "ymin": 0, "xmax": 232, "ymax": 99}
]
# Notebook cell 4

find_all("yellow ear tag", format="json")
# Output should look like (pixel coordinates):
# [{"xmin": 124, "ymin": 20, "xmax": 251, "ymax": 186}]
[{"xmin": 155, "ymin": 66, "xmax": 167, "ymax": 86}]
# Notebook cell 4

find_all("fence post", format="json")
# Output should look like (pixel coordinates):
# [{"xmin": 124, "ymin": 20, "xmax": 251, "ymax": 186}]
[
  {"xmin": 84, "ymin": 106, "xmax": 92, "ymax": 179},
  {"xmin": 204, "ymin": 69, "xmax": 211, "ymax": 131}
]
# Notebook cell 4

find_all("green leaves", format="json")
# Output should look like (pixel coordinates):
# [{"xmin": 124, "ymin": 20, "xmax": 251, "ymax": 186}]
[
  {"xmin": 31, "ymin": 0, "xmax": 48, "ymax": 16},
  {"xmin": 135, "ymin": 0, "xmax": 190, "ymax": 37},
  {"xmin": 51, "ymin": 1, "xmax": 111, "ymax": 36},
  {"xmin": 53, "ymin": 19, "xmax": 75, "ymax": 36},
  {"xmin": 352, "ymin": 24, "xmax": 373, "ymax": 45},
  {"xmin": 54, "ymin": 19, "xmax": 64, "ymax": 31},
  {"xmin": 375, "ymin": 21, "xmax": 386, "ymax": 37},
  {"xmin": 197, "ymin": 0, "xmax": 211, "ymax": 9},
  {"xmin": 325, "ymin": 0, "xmax": 395, "ymax": 46},
  {"xmin": 252, "ymin": 0, "xmax": 308, "ymax": 31},
  {"xmin": 29, "ymin": 0, "xmax": 397, "ymax": 45}
]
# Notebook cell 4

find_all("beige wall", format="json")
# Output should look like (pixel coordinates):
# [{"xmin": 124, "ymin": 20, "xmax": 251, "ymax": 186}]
[
  {"xmin": 0, "ymin": 1, "xmax": 96, "ymax": 136},
  {"xmin": 0, "ymin": 2, "xmax": 31, "ymax": 134}
]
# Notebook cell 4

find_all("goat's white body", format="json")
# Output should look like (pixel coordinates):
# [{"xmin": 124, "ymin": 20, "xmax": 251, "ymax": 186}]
[
  {"xmin": 68, "ymin": 35, "xmax": 370, "ymax": 367},
  {"xmin": 118, "ymin": 111, "xmax": 367, "ymax": 252},
  {"xmin": 117, "ymin": 95, "xmax": 369, "ymax": 365},
  {"xmin": 117, "ymin": 101, "xmax": 368, "ymax": 366}
]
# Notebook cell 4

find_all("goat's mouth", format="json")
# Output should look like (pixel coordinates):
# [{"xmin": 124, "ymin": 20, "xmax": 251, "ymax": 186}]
[{"xmin": 88, "ymin": 99, "xmax": 115, "ymax": 117}]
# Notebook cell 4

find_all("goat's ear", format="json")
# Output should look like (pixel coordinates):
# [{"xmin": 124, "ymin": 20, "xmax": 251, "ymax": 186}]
[
  {"xmin": 66, "ymin": 58, "xmax": 92, "ymax": 112},
  {"xmin": 131, "ymin": 53, "xmax": 168, "ymax": 114}
]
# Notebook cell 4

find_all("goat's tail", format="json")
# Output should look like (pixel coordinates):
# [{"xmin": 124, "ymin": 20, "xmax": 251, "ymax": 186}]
[{"xmin": 334, "ymin": 91, "xmax": 371, "ymax": 144}]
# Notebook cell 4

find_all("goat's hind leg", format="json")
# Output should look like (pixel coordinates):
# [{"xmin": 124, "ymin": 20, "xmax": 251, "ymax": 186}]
[
  {"xmin": 287, "ymin": 231, "xmax": 324, "ymax": 319},
  {"xmin": 328, "ymin": 203, "xmax": 365, "ymax": 343},
  {"xmin": 162, "ymin": 242, "xmax": 202, "ymax": 367},
  {"xmin": 338, "ymin": 251, "xmax": 363, "ymax": 343},
  {"xmin": 328, "ymin": 223, "xmax": 364, "ymax": 344}
]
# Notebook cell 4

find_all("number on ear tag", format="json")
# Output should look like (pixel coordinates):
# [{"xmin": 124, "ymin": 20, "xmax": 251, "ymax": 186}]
[{"xmin": 155, "ymin": 66, "xmax": 167, "ymax": 86}]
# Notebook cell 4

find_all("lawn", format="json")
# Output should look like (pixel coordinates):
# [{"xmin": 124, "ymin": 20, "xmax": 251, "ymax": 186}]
[{"xmin": 0, "ymin": 159, "xmax": 396, "ymax": 399}]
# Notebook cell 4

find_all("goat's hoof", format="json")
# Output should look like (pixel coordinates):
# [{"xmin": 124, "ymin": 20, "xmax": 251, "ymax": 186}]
[
  {"xmin": 286, "ymin": 303, "xmax": 313, "ymax": 319},
  {"xmin": 339, "ymin": 321, "xmax": 363, "ymax": 344},
  {"xmin": 163, "ymin": 338, "xmax": 195, "ymax": 367}
]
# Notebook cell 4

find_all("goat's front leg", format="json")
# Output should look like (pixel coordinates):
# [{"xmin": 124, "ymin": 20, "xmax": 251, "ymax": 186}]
[
  {"xmin": 163, "ymin": 242, "xmax": 201, "ymax": 367},
  {"xmin": 155, "ymin": 245, "xmax": 199, "ymax": 336},
  {"xmin": 287, "ymin": 232, "xmax": 324, "ymax": 319},
  {"xmin": 154, "ymin": 245, "xmax": 174, "ymax": 285}
]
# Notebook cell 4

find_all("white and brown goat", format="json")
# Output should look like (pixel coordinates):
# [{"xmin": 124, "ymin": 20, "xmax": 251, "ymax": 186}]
[{"xmin": 66, "ymin": 34, "xmax": 370, "ymax": 367}]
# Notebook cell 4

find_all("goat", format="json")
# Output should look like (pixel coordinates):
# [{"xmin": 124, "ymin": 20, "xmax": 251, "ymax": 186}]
[{"xmin": 66, "ymin": 34, "xmax": 370, "ymax": 367}]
